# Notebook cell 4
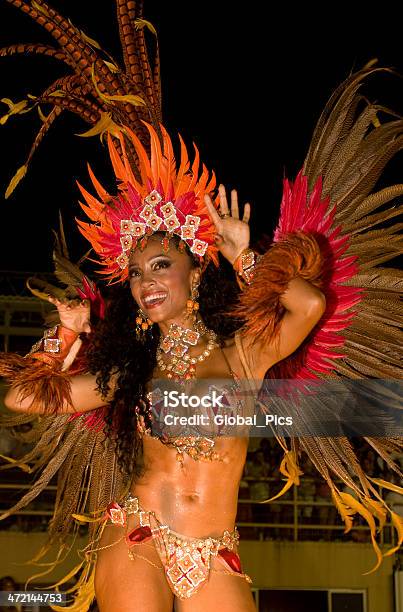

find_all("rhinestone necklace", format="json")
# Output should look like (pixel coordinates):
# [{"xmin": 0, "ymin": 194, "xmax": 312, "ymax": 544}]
[{"xmin": 156, "ymin": 320, "xmax": 219, "ymax": 381}]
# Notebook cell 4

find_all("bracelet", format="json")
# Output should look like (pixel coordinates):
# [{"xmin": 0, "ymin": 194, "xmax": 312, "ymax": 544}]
[
  {"xmin": 232, "ymin": 248, "xmax": 260, "ymax": 288},
  {"xmin": 27, "ymin": 325, "xmax": 80, "ymax": 365}
]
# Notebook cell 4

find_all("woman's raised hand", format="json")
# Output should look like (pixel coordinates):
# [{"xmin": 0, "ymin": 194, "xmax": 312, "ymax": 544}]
[
  {"xmin": 48, "ymin": 297, "xmax": 91, "ymax": 334},
  {"xmin": 204, "ymin": 185, "xmax": 251, "ymax": 264}
]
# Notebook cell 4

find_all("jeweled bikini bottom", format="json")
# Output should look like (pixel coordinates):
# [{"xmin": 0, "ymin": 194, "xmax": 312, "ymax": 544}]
[{"xmin": 105, "ymin": 494, "xmax": 252, "ymax": 599}]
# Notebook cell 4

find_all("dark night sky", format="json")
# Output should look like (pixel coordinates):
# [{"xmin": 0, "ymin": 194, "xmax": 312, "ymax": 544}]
[{"xmin": 0, "ymin": 1, "xmax": 402, "ymax": 272}]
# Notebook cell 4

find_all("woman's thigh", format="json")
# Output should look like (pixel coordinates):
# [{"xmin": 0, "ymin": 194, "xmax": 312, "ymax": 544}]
[
  {"xmin": 94, "ymin": 525, "xmax": 174, "ymax": 612},
  {"xmin": 174, "ymin": 557, "xmax": 256, "ymax": 612}
]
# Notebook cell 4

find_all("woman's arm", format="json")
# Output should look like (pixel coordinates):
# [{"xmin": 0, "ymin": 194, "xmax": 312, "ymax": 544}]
[
  {"xmin": 3, "ymin": 297, "xmax": 115, "ymax": 414},
  {"xmin": 204, "ymin": 186, "xmax": 326, "ymax": 380},
  {"xmin": 242, "ymin": 277, "xmax": 326, "ymax": 379}
]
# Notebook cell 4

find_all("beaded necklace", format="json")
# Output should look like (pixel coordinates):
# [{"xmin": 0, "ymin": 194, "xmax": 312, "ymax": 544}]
[{"xmin": 156, "ymin": 320, "xmax": 219, "ymax": 382}]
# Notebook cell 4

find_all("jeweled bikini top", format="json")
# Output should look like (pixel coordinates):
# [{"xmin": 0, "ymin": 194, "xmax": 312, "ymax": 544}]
[{"xmin": 136, "ymin": 346, "xmax": 251, "ymax": 464}]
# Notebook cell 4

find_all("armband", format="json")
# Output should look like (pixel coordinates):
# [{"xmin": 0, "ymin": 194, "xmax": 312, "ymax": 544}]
[
  {"xmin": 232, "ymin": 248, "xmax": 260, "ymax": 288},
  {"xmin": 28, "ymin": 325, "xmax": 80, "ymax": 366}
]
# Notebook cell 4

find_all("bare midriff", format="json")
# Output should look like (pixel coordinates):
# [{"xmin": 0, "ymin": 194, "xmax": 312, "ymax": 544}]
[{"xmin": 130, "ymin": 434, "xmax": 248, "ymax": 537}]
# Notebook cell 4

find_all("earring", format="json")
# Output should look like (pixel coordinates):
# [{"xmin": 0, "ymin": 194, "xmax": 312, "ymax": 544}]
[
  {"xmin": 135, "ymin": 308, "xmax": 153, "ymax": 340},
  {"xmin": 186, "ymin": 284, "xmax": 200, "ymax": 321}
]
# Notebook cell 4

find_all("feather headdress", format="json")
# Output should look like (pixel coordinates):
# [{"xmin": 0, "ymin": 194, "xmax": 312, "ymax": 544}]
[{"xmin": 76, "ymin": 122, "xmax": 220, "ymax": 283}]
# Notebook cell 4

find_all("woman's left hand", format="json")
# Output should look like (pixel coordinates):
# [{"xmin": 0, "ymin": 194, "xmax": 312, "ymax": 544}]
[
  {"xmin": 204, "ymin": 185, "xmax": 251, "ymax": 264},
  {"xmin": 48, "ymin": 297, "xmax": 92, "ymax": 334}
]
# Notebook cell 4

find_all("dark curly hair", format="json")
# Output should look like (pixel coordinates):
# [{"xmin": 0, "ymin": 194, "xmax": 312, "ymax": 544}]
[{"xmin": 86, "ymin": 235, "xmax": 243, "ymax": 479}]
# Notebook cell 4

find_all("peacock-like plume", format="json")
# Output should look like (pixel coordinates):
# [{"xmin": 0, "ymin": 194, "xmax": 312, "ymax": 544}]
[{"xmin": 1, "ymin": 0, "xmax": 161, "ymax": 197}]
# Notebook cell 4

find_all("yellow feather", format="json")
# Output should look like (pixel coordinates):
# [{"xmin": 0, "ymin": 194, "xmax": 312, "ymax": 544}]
[
  {"xmin": 0, "ymin": 98, "xmax": 28, "ymax": 115},
  {"xmin": 45, "ymin": 561, "xmax": 85, "ymax": 589},
  {"xmin": 91, "ymin": 64, "xmax": 145, "ymax": 107},
  {"xmin": 5, "ymin": 164, "xmax": 27, "ymax": 199},
  {"xmin": 261, "ymin": 451, "xmax": 303, "ymax": 504},
  {"xmin": 31, "ymin": 0, "xmax": 49, "ymax": 16},
  {"xmin": 51, "ymin": 567, "xmax": 95, "ymax": 612},
  {"xmin": 103, "ymin": 60, "xmax": 120, "ymax": 73},
  {"xmin": 48, "ymin": 90, "xmax": 66, "ymax": 98},
  {"xmin": 72, "ymin": 508, "xmax": 106, "ymax": 523},
  {"xmin": 25, "ymin": 542, "xmax": 57, "ymax": 564},
  {"xmin": 72, "ymin": 513, "xmax": 105, "ymax": 523},
  {"xmin": 363, "ymin": 498, "xmax": 387, "ymax": 531},
  {"xmin": 105, "ymin": 93, "xmax": 146, "ymax": 106},
  {"xmin": 0, "ymin": 454, "xmax": 31, "ymax": 473},
  {"xmin": 372, "ymin": 112, "xmax": 381, "ymax": 128},
  {"xmin": 339, "ymin": 492, "xmax": 383, "ymax": 574},
  {"xmin": 80, "ymin": 29, "xmax": 101, "ymax": 50},
  {"xmin": 370, "ymin": 477, "xmax": 403, "ymax": 496},
  {"xmin": 0, "ymin": 98, "xmax": 28, "ymax": 124},
  {"xmin": 76, "ymin": 112, "xmax": 122, "ymax": 140},
  {"xmin": 281, "ymin": 450, "xmax": 303, "ymax": 485},
  {"xmin": 260, "ymin": 477, "xmax": 294, "ymax": 504},
  {"xmin": 368, "ymin": 477, "xmax": 403, "ymax": 559},
  {"xmin": 134, "ymin": 18, "xmax": 157, "ymax": 36},
  {"xmin": 21, "ymin": 546, "xmax": 65, "ymax": 589},
  {"xmin": 90, "ymin": 65, "xmax": 145, "ymax": 107},
  {"xmin": 37, "ymin": 106, "xmax": 50, "ymax": 123},
  {"xmin": 383, "ymin": 511, "xmax": 403, "ymax": 557},
  {"xmin": 331, "ymin": 486, "xmax": 354, "ymax": 532}
]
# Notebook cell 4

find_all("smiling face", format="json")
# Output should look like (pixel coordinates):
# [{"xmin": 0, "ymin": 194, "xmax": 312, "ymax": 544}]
[{"xmin": 128, "ymin": 235, "xmax": 201, "ymax": 329}]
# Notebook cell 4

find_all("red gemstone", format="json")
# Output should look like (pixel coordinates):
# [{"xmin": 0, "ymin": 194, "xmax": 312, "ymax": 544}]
[
  {"xmin": 127, "ymin": 525, "xmax": 153, "ymax": 544},
  {"xmin": 218, "ymin": 548, "xmax": 242, "ymax": 573}
]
